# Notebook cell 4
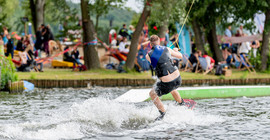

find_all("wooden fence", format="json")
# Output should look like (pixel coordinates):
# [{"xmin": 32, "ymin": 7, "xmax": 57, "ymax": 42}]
[{"xmin": 24, "ymin": 78, "xmax": 270, "ymax": 88}]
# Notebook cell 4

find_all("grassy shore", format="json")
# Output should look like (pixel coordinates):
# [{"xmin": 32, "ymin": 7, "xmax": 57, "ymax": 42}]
[{"xmin": 16, "ymin": 68, "xmax": 270, "ymax": 80}]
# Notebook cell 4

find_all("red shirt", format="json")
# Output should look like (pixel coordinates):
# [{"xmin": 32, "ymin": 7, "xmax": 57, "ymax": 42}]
[{"xmin": 203, "ymin": 55, "xmax": 215, "ymax": 64}]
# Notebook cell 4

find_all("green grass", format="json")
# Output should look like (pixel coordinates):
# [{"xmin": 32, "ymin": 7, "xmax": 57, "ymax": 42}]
[{"xmin": 16, "ymin": 68, "xmax": 270, "ymax": 80}]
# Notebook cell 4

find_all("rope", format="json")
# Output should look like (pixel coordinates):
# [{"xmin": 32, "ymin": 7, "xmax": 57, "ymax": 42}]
[{"xmin": 168, "ymin": 0, "xmax": 195, "ymax": 49}]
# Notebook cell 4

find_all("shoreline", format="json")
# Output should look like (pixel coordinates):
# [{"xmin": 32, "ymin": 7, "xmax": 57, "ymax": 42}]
[{"xmin": 24, "ymin": 78, "xmax": 270, "ymax": 88}]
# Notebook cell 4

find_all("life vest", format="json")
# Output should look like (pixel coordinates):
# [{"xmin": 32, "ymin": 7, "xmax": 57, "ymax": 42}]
[{"xmin": 148, "ymin": 45, "xmax": 177, "ymax": 78}]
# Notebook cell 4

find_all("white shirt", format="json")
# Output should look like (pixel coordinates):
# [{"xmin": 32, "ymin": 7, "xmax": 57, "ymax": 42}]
[
  {"xmin": 119, "ymin": 42, "xmax": 129, "ymax": 53},
  {"xmin": 239, "ymin": 42, "xmax": 251, "ymax": 54}
]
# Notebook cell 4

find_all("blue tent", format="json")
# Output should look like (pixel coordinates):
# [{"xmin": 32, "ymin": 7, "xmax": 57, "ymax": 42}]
[{"xmin": 167, "ymin": 23, "xmax": 191, "ymax": 56}]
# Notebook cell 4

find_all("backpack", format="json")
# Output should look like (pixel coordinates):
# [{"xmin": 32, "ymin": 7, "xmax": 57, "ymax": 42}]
[{"xmin": 215, "ymin": 65, "xmax": 223, "ymax": 76}]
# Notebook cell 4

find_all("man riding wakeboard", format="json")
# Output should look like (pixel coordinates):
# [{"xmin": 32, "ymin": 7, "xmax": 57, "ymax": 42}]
[{"xmin": 146, "ymin": 35, "xmax": 192, "ymax": 121}]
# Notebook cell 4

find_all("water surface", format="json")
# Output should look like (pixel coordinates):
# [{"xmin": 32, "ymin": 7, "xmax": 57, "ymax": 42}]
[{"xmin": 0, "ymin": 87, "xmax": 269, "ymax": 139}]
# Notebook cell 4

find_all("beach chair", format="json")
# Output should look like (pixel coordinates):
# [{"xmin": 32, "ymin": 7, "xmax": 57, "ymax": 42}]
[
  {"xmin": 239, "ymin": 54, "xmax": 256, "ymax": 73},
  {"xmin": 179, "ymin": 54, "xmax": 193, "ymax": 72},
  {"xmin": 232, "ymin": 54, "xmax": 242, "ymax": 69},
  {"xmin": 195, "ymin": 57, "xmax": 213, "ymax": 75}
]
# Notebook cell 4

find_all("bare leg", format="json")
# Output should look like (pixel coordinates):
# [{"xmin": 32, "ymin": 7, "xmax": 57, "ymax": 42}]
[
  {"xmin": 149, "ymin": 89, "xmax": 165, "ymax": 113},
  {"xmin": 171, "ymin": 90, "xmax": 183, "ymax": 103}
]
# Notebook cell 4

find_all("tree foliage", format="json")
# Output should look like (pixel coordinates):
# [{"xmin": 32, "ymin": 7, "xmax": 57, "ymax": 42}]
[{"xmin": 88, "ymin": 0, "xmax": 127, "ymax": 32}]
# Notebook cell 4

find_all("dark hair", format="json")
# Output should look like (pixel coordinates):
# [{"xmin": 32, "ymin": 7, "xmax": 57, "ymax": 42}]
[
  {"xmin": 204, "ymin": 51, "xmax": 208, "ymax": 55},
  {"xmin": 227, "ymin": 49, "xmax": 232, "ymax": 53},
  {"xmin": 123, "ymin": 24, "xmax": 126, "ymax": 27}
]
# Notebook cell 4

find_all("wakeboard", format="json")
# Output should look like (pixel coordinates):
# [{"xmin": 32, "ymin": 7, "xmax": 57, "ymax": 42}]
[{"xmin": 183, "ymin": 99, "xmax": 196, "ymax": 110}]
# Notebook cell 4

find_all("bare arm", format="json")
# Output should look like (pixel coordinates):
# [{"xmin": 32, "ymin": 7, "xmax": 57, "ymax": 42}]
[
  {"xmin": 168, "ymin": 47, "xmax": 182, "ymax": 59},
  {"xmin": 146, "ymin": 54, "xmax": 151, "ymax": 63}
]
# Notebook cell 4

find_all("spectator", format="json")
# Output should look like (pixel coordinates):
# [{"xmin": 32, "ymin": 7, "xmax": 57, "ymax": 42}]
[
  {"xmin": 189, "ymin": 51, "xmax": 199, "ymax": 72},
  {"xmin": 63, "ymin": 46, "xmax": 74, "ymax": 62},
  {"xmin": 224, "ymin": 26, "xmax": 232, "ymax": 37},
  {"xmin": 118, "ymin": 37, "xmax": 129, "ymax": 53},
  {"xmin": 71, "ymin": 47, "xmax": 83, "ymax": 70},
  {"xmin": 17, "ymin": 47, "xmax": 29, "ymax": 72},
  {"xmin": 223, "ymin": 26, "xmax": 232, "ymax": 60},
  {"xmin": 128, "ymin": 25, "xmax": 135, "ymax": 40},
  {"xmin": 238, "ymin": 35, "xmax": 251, "ymax": 55},
  {"xmin": 0, "ymin": 35, "xmax": 4, "ymax": 56},
  {"xmin": 5, "ymin": 34, "xmax": 14, "ymax": 58},
  {"xmin": 203, "ymin": 52, "xmax": 215, "ymax": 70},
  {"xmin": 237, "ymin": 25, "xmax": 244, "ymax": 36},
  {"xmin": 116, "ymin": 35, "xmax": 122, "ymax": 46},
  {"xmin": 251, "ymin": 40, "xmax": 260, "ymax": 58},
  {"xmin": 118, "ymin": 24, "xmax": 129, "ymax": 38},
  {"xmin": 47, "ymin": 25, "xmax": 54, "ymax": 40},
  {"xmin": 137, "ymin": 39, "xmax": 151, "ymax": 71},
  {"xmin": 2, "ymin": 27, "xmax": 9, "ymax": 46},
  {"xmin": 27, "ymin": 44, "xmax": 43, "ymax": 72},
  {"xmin": 16, "ymin": 38, "xmax": 25, "ymax": 51},
  {"xmin": 35, "ymin": 27, "xmax": 43, "ymax": 58},
  {"xmin": 41, "ymin": 24, "xmax": 50, "ymax": 56},
  {"xmin": 165, "ymin": 29, "xmax": 170, "ymax": 46}
]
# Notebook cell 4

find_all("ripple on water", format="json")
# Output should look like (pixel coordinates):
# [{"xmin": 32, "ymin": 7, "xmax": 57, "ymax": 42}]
[{"xmin": 0, "ymin": 88, "xmax": 269, "ymax": 139}]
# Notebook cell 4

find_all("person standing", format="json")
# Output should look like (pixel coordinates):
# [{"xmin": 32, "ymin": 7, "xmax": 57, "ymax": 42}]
[
  {"xmin": 165, "ymin": 29, "xmax": 170, "ymax": 46},
  {"xmin": 146, "ymin": 35, "xmax": 192, "ymax": 121},
  {"xmin": 223, "ymin": 26, "xmax": 232, "ymax": 60},
  {"xmin": 118, "ymin": 24, "xmax": 129, "ymax": 38},
  {"xmin": 5, "ymin": 34, "xmax": 14, "ymax": 58},
  {"xmin": 47, "ymin": 25, "xmax": 54, "ymax": 41},
  {"xmin": 35, "ymin": 27, "xmax": 43, "ymax": 58},
  {"xmin": 41, "ymin": 24, "xmax": 50, "ymax": 56},
  {"xmin": 128, "ymin": 25, "xmax": 135, "ymax": 40}
]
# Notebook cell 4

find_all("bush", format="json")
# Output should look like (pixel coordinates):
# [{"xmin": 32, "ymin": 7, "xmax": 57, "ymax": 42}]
[{"xmin": 0, "ymin": 56, "xmax": 18, "ymax": 89}]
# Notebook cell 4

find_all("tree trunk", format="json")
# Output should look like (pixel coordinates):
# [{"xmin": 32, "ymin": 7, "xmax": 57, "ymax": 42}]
[
  {"xmin": 125, "ymin": 0, "xmax": 152, "ymax": 70},
  {"xmin": 95, "ymin": 14, "xmax": 100, "ymax": 33},
  {"xmin": 30, "ymin": 0, "xmax": 37, "ymax": 32},
  {"xmin": 206, "ymin": 23, "xmax": 223, "ymax": 63},
  {"xmin": 81, "ymin": 0, "xmax": 100, "ymax": 70},
  {"xmin": 192, "ymin": 18, "xmax": 205, "ymax": 53},
  {"xmin": 261, "ymin": 9, "xmax": 270, "ymax": 71},
  {"xmin": 158, "ymin": 21, "xmax": 168, "ymax": 46},
  {"xmin": 30, "ymin": 0, "xmax": 45, "ymax": 32}
]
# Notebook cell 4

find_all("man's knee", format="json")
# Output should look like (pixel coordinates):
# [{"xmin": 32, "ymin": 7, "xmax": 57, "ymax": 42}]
[{"xmin": 149, "ymin": 89, "xmax": 157, "ymax": 96}]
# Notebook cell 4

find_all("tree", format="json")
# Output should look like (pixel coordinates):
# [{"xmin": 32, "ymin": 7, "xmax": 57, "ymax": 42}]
[
  {"xmin": 224, "ymin": 0, "xmax": 270, "ymax": 70},
  {"xmin": 125, "ymin": 0, "xmax": 152, "ymax": 70},
  {"xmin": 148, "ymin": 0, "xmax": 186, "ymax": 46},
  {"xmin": 29, "ymin": 0, "xmax": 46, "ymax": 32},
  {"xmin": 0, "ymin": 0, "xmax": 19, "ymax": 30},
  {"xmin": 81, "ymin": 0, "xmax": 100, "ymax": 69},
  {"xmin": 188, "ymin": 0, "xmax": 230, "ymax": 62},
  {"xmin": 261, "ymin": 5, "xmax": 270, "ymax": 71}
]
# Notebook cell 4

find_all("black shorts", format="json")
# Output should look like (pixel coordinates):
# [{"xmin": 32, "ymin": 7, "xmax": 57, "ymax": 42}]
[{"xmin": 155, "ymin": 76, "xmax": 182, "ymax": 97}]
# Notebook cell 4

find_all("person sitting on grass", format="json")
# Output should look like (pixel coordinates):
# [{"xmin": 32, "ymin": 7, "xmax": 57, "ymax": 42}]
[
  {"xmin": 71, "ymin": 46, "xmax": 83, "ymax": 70},
  {"xmin": 63, "ymin": 45, "xmax": 74, "ymax": 62},
  {"xmin": 17, "ymin": 46, "xmax": 43, "ymax": 72},
  {"xmin": 202, "ymin": 52, "xmax": 215, "ymax": 70}
]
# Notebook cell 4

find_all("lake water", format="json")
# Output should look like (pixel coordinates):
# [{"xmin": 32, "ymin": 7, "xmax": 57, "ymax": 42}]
[{"xmin": 0, "ymin": 87, "xmax": 269, "ymax": 139}]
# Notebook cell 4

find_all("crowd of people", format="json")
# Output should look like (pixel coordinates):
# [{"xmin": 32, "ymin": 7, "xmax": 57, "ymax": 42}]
[
  {"xmin": 101, "ymin": 23, "xmax": 261, "ymax": 76},
  {"xmin": 0, "ymin": 24, "xmax": 55, "ymax": 72},
  {"xmin": 0, "ymin": 21, "xmax": 260, "ymax": 75}
]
